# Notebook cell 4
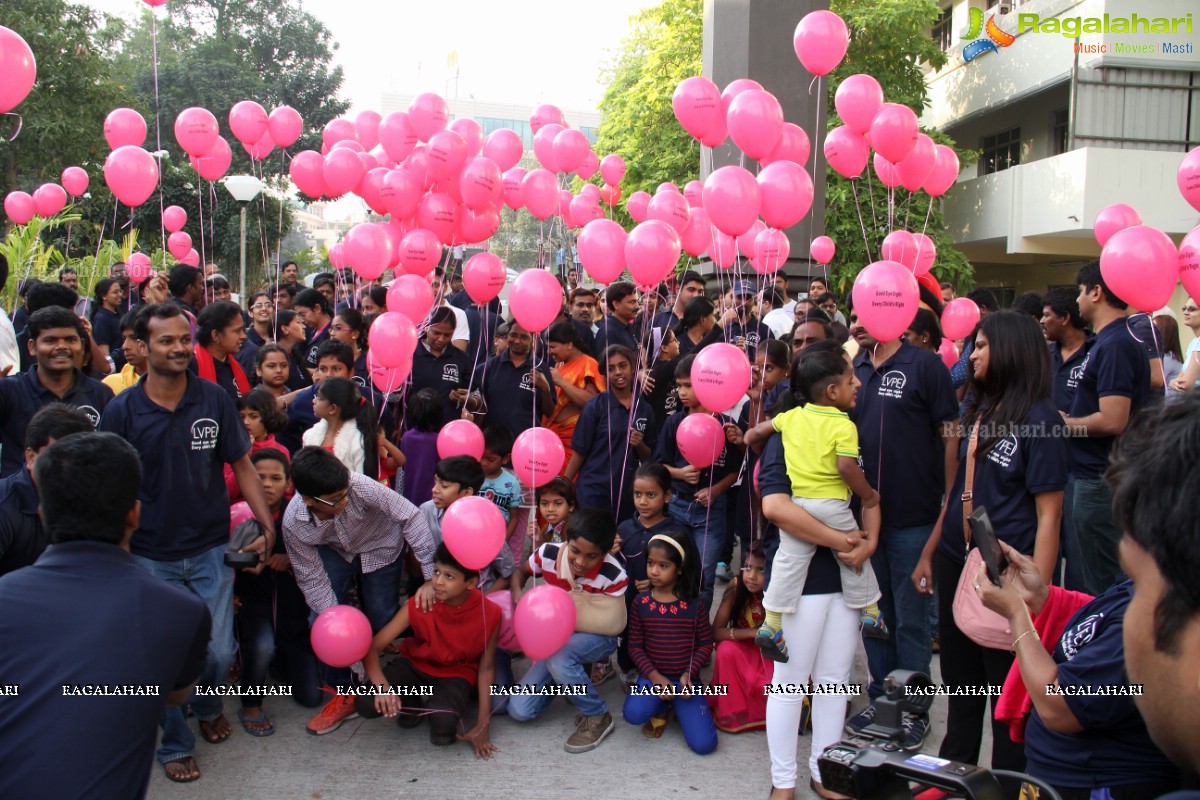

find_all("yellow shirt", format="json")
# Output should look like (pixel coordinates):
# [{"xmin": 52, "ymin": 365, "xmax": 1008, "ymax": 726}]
[
  {"xmin": 771, "ymin": 404, "xmax": 859, "ymax": 500},
  {"xmin": 102, "ymin": 363, "xmax": 142, "ymax": 396}
]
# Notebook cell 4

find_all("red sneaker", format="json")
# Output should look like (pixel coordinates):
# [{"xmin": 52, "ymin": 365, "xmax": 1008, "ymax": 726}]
[{"xmin": 306, "ymin": 692, "xmax": 359, "ymax": 736}]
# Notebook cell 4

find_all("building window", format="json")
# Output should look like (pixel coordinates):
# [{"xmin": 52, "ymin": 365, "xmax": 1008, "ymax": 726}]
[
  {"xmin": 931, "ymin": 7, "xmax": 953, "ymax": 52},
  {"xmin": 1052, "ymin": 108, "xmax": 1069, "ymax": 155},
  {"xmin": 980, "ymin": 127, "xmax": 1021, "ymax": 175},
  {"xmin": 987, "ymin": 0, "xmax": 1023, "ymax": 10}
]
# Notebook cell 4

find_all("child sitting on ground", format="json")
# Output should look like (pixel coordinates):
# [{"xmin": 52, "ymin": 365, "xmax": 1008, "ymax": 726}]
[{"xmin": 530, "ymin": 476, "xmax": 576, "ymax": 548}]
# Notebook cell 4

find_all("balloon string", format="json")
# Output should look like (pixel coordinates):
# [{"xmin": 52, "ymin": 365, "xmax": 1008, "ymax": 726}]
[
  {"xmin": 920, "ymin": 195, "xmax": 934, "ymax": 241},
  {"xmin": 850, "ymin": 180, "xmax": 873, "ymax": 263},
  {"xmin": 864, "ymin": 165, "xmax": 878, "ymax": 236},
  {"xmin": 1, "ymin": 112, "xmax": 23, "ymax": 142},
  {"xmin": 150, "ymin": 11, "xmax": 166, "ymax": 251},
  {"xmin": 811, "ymin": 75, "xmax": 823, "ymax": 284}
]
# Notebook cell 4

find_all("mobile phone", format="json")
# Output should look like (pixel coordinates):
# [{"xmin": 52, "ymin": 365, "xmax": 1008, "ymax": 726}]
[{"xmin": 967, "ymin": 506, "xmax": 1007, "ymax": 587}]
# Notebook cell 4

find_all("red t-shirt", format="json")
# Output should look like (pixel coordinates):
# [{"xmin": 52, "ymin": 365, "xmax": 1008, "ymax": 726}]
[{"xmin": 399, "ymin": 589, "xmax": 501, "ymax": 686}]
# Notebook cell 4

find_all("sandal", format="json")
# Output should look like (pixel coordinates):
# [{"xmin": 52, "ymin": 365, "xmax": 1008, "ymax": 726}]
[
  {"xmin": 237, "ymin": 707, "xmax": 275, "ymax": 737},
  {"xmin": 641, "ymin": 708, "xmax": 673, "ymax": 738},
  {"xmin": 755, "ymin": 625, "xmax": 790, "ymax": 663},
  {"xmin": 162, "ymin": 756, "xmax": 200, "ymax": 783},
  {"xmin": 198, "ymin": 714, "xmax": 231, "ymax": 744}
]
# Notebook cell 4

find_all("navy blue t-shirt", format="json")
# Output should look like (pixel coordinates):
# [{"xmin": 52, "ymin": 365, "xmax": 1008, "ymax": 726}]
[
  {"xmin": 571, "ymin": 390, "xmax": 657, "ymax": 523},
  {"xmin": 592, "ymin": 314, "xmax": 639, "ymax": 360},
  {"xmin": 851, "ymin": 340, "xmax": 959, "ymax": 529},
  {"xmin": 654, "ymin": 410, "xmax": 738, "ymax": 500},
  {"xmin": 0, "ymin": 541, "xmax": 210, "ymax": 800},
  {"xmin": 92, "ymin": 307, "xmax": 122, "ymax": 350},
  {"xmin": 617, "ymin": 515, "xmax": 694, "ymax": 588},
  {"xmin": 723, "ymin": 316, "xmax": 772, "ymax": 362},
  {"xmin": 98, "ymin": 373, "xmax": 251, "ymax": 560},
  {"xmin": 1067, "ymin": 320, "xmax": 1151, "ymax": 478},
  {"xmin": 472, "ymin": 349, "xmax": 556, "ymax": 438},
  {"xmin": 303, "ymin": 323, "xmax": 332, "ymax": 370},
  {"xmin": 0, "ymin": 366, "xmax": 113, "ymax": 476},
  {"xmin": 1048, "ymin": 335, "xmax": 1095, "ymax": 414},
  {"xmin": 939, "ymin": 399, "xmax": 1069, "ymax": 565},
  {"xmin": 1025, "ymin": 581, "xmax": 1180, "ymax": 789},
  {"xmin": 409, "ymin": 342, "xmax": 473, "ymax": 426}
]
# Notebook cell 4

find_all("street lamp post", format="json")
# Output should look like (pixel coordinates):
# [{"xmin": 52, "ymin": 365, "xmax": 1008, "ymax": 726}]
[{"xmin": 221, "ymin": 175, "xmax": 264, "ymax": 302}]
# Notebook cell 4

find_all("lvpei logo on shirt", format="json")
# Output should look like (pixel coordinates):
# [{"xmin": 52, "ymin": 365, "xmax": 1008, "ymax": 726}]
[
  {"xmin": 190, "ymin": 418, "xmax": 220, "ymax": 451},
  {"xmin": 77, "ymin": 405, "xmax": 101, "ymax": 428},
  {"xmin": 878, "ymin": 370, "xmax": 907, "ymax": 400}
]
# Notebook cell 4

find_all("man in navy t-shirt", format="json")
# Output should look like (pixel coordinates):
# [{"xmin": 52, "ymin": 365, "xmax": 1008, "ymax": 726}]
[
  {"xmin": 592, "ymin": 281, "xmax": 641, "ymax": 359},
  {"xmin": 98, "ymin": 303, "xmax": 275, "ymax": 782},
  {"xmin": 469, "ymin": 322, "xmax": 556, "ymax": 439}
]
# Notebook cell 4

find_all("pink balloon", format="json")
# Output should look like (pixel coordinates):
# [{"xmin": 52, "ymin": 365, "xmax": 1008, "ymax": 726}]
[
  {"xmin": 386, "ymin": 273, "xmax": 434, "ymax": 323},
  {"xmin": 578, "ymin": 218, "xmax": 628, "ymax": 284},
  {"xmin": 553, "ymin": 128, "xmax": 590, "ymax": 174},
  {"xmin": 626, "ymin": 220, "xmax": 682, "ymax": 288},
  {"xmin": 514, "ymin": 585, "xmax": 576, "ymax": 659},
  {"xmin": 509, "ymin": 269, "xmax": 563, "ymax": 333},
  {"xmin": 191, "ymin": 135, "xmax": 232, "ymax": 182},
  {"xmin": 912, "ymin": 232, "xmax": 936, "ymax": 277},
  {"xmin": 691, "ymin": 343, "xmax": 752, "ymax": 413},
  {"xmin": 463, "ymin": 252, "xmax": 507, "ymax": 303},
  {"xmin": 761, "ymin": 123, "xmax": 811, "ymax": 167},
  {"xmin": 459, "ymin": 157, "xmax": 503, "ymax": 211},
  {"xmin": 104, "ymin": 146, "xmax": 159, "ymax": 207},
  {"xmin": 416, "ymin": 192, "xmax": 459, "ymax": 244},
  {"xmin": 485, "ymin": 591, "xmax": 521, "ymax": 652},
  {"xmin": 0, "ymin": 25, "xmax": 36, "ymax": 114},
  {"xmin": 512, "ymin": 426, "xmax": 566, "ymax": 488},
  {"xmin": 600, "ymin": 183, "xmax": 621, "ymax": 207},
  {"xmin": 426, "ymin": 129, "xmax": 468, "ymax": 182},
  {"xmin": 174, "ymin": 107, "xmax": 219, "ymax": 157},
  {"xmin": 167, "ymin": 231, "xmax": 192, "ymax": 260},
  {"xmin": 757, "ymin": 160, "xmax": 814, "ymax": 230},
  {"xmin": 727, "ymin": 89, "xmax": 784, "ymax": 161},
  {"xmin": 162, "ymin": 205, "xmax": 187, "ymax": 233},
  {"xmin": 672, "ymin": 76, "xmax": 723, "ymax": 140},
  {"xmin": 1100, "ymin": 225, "xmax": 1179, "ymax": 312},
  {"xmin": 834, "ymin": 73, "xmax": 884, "ymax": 135},
  {"xmin": 230, "ymin": 501, "xmax": 254, "ymax": 530},
  {"xmin": 323, "ymin": 118, "xmax": 356, "ymax": 146},
  {"xmin": 852, "ymin": 260, "xmax": 920, "ymax": 342},
  {"xmin": 379, "ymin": 111, "xmax": 418, "ymax": 163},
  {"xmin": 939, "ymin": 338, "xmax": 959, "ymax": 369},
  {"xmin": 310, "ymin": 605, "xmax": 372, "ymax": 667},
  {"xmin": 941, "ymin": 298, "xmax": 981, "ymax": 340},
  {"xmin": 530, "ymin": 104, "xmax": 566, "ymax": 134},
  {"xmin": 677, "ymin": 413, "xmax": 724, "ymax": 469},
  {"xmin": 243, "ymin": 132, "xmax": 274, "ymax": 161},
  {"xmin": 61, "ymin": 167, "xmax": 89, "ymax": 198},
  {"xmin": 502, "ymin": 168, "xmax": 527, "ymax": 210},
  {"xmin": 657, "ymin": 181, "xmax": 680, "ymax": 194},
  {"xmin": 327, "ymin": 243, "xmax": 346, "ymax": 270},
  {"xmin": 793, "ymin": 9, "xmax": 849, "ymax": 76},
  {"xmin": 703, "ymin": 165, "xmax": 761, "ymax": 236},
  {"xmin": 700, "ymin": 114, "xmax": 729, "ymax": 149},
  {"xmin": 229, "ymin": 100, "xmax": 268, "ymax": 145},
  {"xmin": 1094, "ymin": 203, "xmax": 1142, "ymax": 248},
  {"xmin": 380, "ymin": 168, "xmax": 419, "ymax": 218},
  {"xmin": 881, "ymin": 230, "xmax": 917, "ymax": 270},
  {"xmin": 459, "ymin": 205, "xmax": 501, "ymax": 243},
  {"xmin": 924, "ymin": 145, "xmax": 961, "ymax": 197},
  {"xmin": 557, "ymin": 189, "xmax": 574, "ymax": 220},
  {"xmin": 438, "ymin": 419, "xmax": 485, "ymax": 460},
  {"xmin": 532, "ymin": 124, "xmax": 563, "ymax": 173},
  {"xmin": 181, "ymin": 248, "xmax": 200, "ymax": 267},
  {"xmin": 1178, "ymin": 147, "xmax": 1200, "ymax": 213},
  {"xmin": 445, "ymin": 118, "xmax": 481, "ymax": 160},
  {"xmin": 398, "ymin": 229, "xmax": 443, "ymax": 277},
  {"xmin": 824, "ymin": 125, "xmax": 870, "ymax": 179},
  {"xmin": 1179, "ymin": 226, "xmax": 1200, "ymax": 300},
  {"xmin": 126, "ymin": 252, "xmax": 153, "ymax": 282},
  {"xmin": 357, "ymin": 167, "xmax": 388, "ymax": 215},
  {"xmin": 289, "ymin": 150, "xmax": 327, "ymax": 198},
  {"xmin": 627, "ymin": 190, "xmax": 651, "ymax": 223},
  {"xmin": 32, "ymin": 184, "xmax": 67, "ymax": 218},
  {"xmin": 408, "ymin": 93, "xmax": 449, "ymax": 142},
  {"xmin": 647, "ymin": 190, "xmax": 691, "ymax": 234},
  {"xmin": 681, "ymin": 206, "xmax": 713, "ymax": 258},
  {"xmin": 897, "ymin": 133, "xmax": 936, "ymax": 192},
  {"xmin": 104, "ymin": 108, "xmax": 147, "ymax": 149},
  {"xmin": 720, "ymin": 79, "xmax": 764, "ymax": 119},
  {"xmin": 367, "ymin": 349, "xmax": 409, "ymax": 393},
  {"xmin": 569, "ymin": 194, "xmax": 603, "ymax": 228},
  {"xmin": 683, "ymin": 180, "xmax": 704, "ymax": 208},
  {"xmin": 600, "ymin": 154, "xmax": 626, "ymax": 185},
  {"xmin": 267, "ymin": 105, "xmax": 303, "ymax": 148},
  {"xmin": 811, "ymin": 236, "xmax": 836, "ymax": 264},
  {"xmin": 344, "ymin": 222, "xmax": 393, "ymax": 281},
  {"xmin": 322, "ymin": 147, "xmax": 364, "ymax": 197},
  {"xmin": 356, "ymin": 110, "xmax": 382, "ymax": 151},
  {"xmin": 368, "ymin": 311, "xmax": 418, "ymax": 369},
  {"xmin": 752, "ymin": 228, "xmax": 790, "ymax": 275},
  {"xmin": 521, "ymin": 169, "xmax": 559, "ymax": 220},
  {"xmin": 873, "ymin": 153, "xmax": 902, "ymax": 188},
  {"xmin": 710, "ymin": 230, "xmax": 738, "ymax": 269},
  {"xmin": 870, "ymin": 103, "xmax": 919, "ymax": 165},
  {"xmin": 577, "ymin": 146, "xmax": 600, "ymax": 181},
  {"xmin": 737, "ymin": 219, "xmax": 768, "ymax": 258},
  {"xmin": 4, "ymin": 192, "xmax": 34, "ymax": 225},
  {"xmin": 483, "ymin": 128, "xmax": 523, "ymax": 172}
]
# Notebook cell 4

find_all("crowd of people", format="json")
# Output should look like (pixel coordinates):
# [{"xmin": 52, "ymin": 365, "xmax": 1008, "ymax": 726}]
[{"xmin": 0, "ymin": 252, "xmax": 1199, "ymax": 800}]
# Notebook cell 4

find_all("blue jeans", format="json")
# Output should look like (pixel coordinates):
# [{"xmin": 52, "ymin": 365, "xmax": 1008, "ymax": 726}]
[
  {"xmin": 491, "ymin": 649, "xmax": 515, "ymax": 716},
  {"xmin": 1061, "ymin": 475, "xmax": 1087, "ymax": 591},
  {"xmin": 1072, "ymin": 475, "xmax": 1124, "ymax": 595},
  {"xmin": 507, "ymin": 632, "xmax": 617, "ymax": 720},
  {"xmin": 669, "ymin": 494, "xmax": 727, "ymax": 611},
  {"xmin": 316, "ymin": 545, "xmax": 403, "ymax": 688},
  {"xmin": 864, "ymin": 524, "xmax": 933, "ymax": 700},
  {"xmin": 623, "ymin": 678, "xmax": 718, "ymax": 754},
  {"xmin": 131, "ymin": 543, "xmax": 235, "ymax": 764}
]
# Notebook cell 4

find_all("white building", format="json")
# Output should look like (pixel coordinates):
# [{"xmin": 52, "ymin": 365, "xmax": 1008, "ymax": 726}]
[
  {"xmin": 923, "ymin": 0, "xmax": 1198, "ymax": 305},
  {"xmin": 379, "ymin": 93, "xmax": 601, "ymax": 147}
]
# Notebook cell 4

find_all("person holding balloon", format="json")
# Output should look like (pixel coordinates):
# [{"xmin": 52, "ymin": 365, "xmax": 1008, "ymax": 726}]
[
  {"xmin": 408, "ymin": 307, "xmax": 474, "ymax": 426},
  {"xmin": 723, "ymin": 280, "xmax": 772, "ymax": 362},
  {"xmin": 467, "ymin": 321, "xmax": 556, "ymax": 439}
]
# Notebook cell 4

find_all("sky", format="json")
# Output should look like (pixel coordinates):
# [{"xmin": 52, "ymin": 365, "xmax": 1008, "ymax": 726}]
[{"xmin": 84, "ymin": 0, "xmax": 661, "ymax": 114}]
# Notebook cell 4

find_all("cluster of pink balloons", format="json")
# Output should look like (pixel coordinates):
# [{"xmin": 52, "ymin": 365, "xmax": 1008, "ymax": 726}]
[{"xmin": 3, "ymin": 174, "xmax": 76, "ymax": 226}]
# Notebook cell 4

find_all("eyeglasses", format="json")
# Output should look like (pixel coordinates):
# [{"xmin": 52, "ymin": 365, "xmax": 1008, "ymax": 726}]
[
  {"xmin": 306, "ymin": 490, "xmax": 349, "ymax": 509},
  {"xmin": 1184, "ymin": 306, "xmax": 1200, "ymax": 313},
  {"xmin": 329, "ymin": 324, "xmax": 351, "ymax": 333},
  {"xmin": 250, "ymin": 303, "xmax": 274, "ymax": 310}
]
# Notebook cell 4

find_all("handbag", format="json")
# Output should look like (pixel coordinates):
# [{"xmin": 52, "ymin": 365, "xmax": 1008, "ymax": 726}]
[
  {"xmin": 555, "ymin": 545, "xmax": 627, "ymax": 636},
  {"xmin": 951, "ymin": 421, "xmax": 1014, "ymax": 650}
]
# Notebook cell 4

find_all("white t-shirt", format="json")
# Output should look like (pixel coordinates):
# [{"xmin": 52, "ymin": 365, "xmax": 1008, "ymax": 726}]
[
  {"xmin": 0, "ymin": 308, "xmax": 18, "ymax": 375},
  {"xmin": 762, "ymin": 307, "xmax": 795, "ymax": 340}
]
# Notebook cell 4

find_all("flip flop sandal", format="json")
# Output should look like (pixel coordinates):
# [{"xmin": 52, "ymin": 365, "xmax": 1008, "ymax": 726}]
[
  {"xmin": 162, "ymin": 756, "xmax": 200, "ymax": 783},
  {"xmin": 199, "ymin": 714, "xmax": 232, "ymax": 744},
  {"xmin": 755, "ymin": 628, "xmax": 790, "ymax": 663},
  {"xmin": 641, "ymin": 708, "xmax": 673, "ymax": 738},
  {"xmin": 237, "ymin": 707, "xmax": 275, "ymax": 737}
]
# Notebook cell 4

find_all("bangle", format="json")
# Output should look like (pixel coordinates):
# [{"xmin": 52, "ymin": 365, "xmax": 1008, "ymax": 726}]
[{"xmin": 1011, "ymin": 628, "xmax": 1039, "ymax": 651}]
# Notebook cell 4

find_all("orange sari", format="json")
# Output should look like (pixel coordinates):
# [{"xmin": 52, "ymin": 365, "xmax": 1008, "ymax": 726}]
[{"xmin": 546, "ymin": 354, "xmax": 605, "ymax": 467}]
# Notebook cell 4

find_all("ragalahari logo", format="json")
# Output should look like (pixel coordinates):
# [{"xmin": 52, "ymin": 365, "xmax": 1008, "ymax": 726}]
[{"xmin": 961, "ymin": 7, "xmax": 1015, "ymax": 62}]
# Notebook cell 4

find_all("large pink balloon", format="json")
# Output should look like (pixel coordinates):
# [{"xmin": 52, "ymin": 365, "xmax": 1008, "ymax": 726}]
[
  {"xmin": 647, "ymin": 190, "xmax": 691, "ymax": 234},
  {"xmin": 426, "ymin": 129, "xmax": 468, "ymax": 182},
  {"xmin": 870, "ymin": 103, "xmax": 919, "ymax": 165},
  {"xmin": 382, "ymin": 168, "xmax": 421, "ymax": 218},
  {"xmin": 897, "ymin": 133, "xmax": 936, "ymax": 192},
  {"xmin": 578, "ymin": 218, "xmax": 628, "ymax": 284},
  {"xmin": 162, "ymin": 205, "xmax": 187, "ymax": 233},
  {"xmin": 811, "ymin": 236, "xmax": 835, "ymax": 265},
  {"xmin": 531, "ymin": 124, "xmax": 563, "ymax": 173},
  {"xmin": 4, "ymin": 192, "xmax": 34, "ymax": 225},
  {"xmin": 569, "ymin": 194, "xmax": 603, "ymax": 228},
  {"xmin": 379, "ymin": 111, "xmax": 418, "ymax": 162},
  {"xmin": 627, "ymin": 190, "xmax": 651, "ymax": 223},
  {"xmin": 1100, "ymin": 225, "xmax": 1179, "ymax": 311},
  {"xmin": 578, "ymin": 147, "xmax": 600, "ymax": 181},
  {"xmin": 752, "ymin": 228, "xmax": 790, "ymax": 275},
  {"xmin": 521, "ymin": 169, "xmax": 559, "ymax": 220},
  {"xmin": 408, "ymin": 93, "xmax": 449, "ymax": 142},
  {"xmin": 727, "ymin": 89, "xmax": 784, "ymax": 161},
  {"xmin": 600, "ymin": 183, "xmax": 621, "ymax": 207},
  {"xmin": 852, "ymin": 260, "xmax": 920, "ymax": 342},
  {"xmin": 398, "ymin": 228, "xmax": 443, "ymax": 277},
  {"xmin": 32, "ymin": 184, "xmax": 67, "ymax": 218},
  {"xmin": 677, "ymin": 413, "xmax": 724, "ymax": 469},
  {"xmin": 600, "ymin": 154, "xmax": 626, "ymax": 185},
  {"xmin": 174, "ymin": 107, "xmax": 219, "ymax": 157},
  {"xmin": 459, "ymin": 157, "xmax": 502, "ymax": 211},
  {"xmin": 530, "ymin": 104, "xmax": 566, "ymax": 134},
  {"xmin": 323, "ymin": 118, "xmax": 356, "ymax": 146},
  {"xmin": 757, "ymin": 160, "xmax": 814, "ymax": 229},
  {"xmin": 368, "ymin": 312, "xmax": 418, "ymax": 369},
  {"xmin": 873, "ymin": 153, "xmax": 902, "ymax": 188},
  {"xmin": 463, "ymin": 252, "xmax": 507, "ymax": 303},
  {"xmin": 229, "ymin": 100, "xmax": 268, "ymax": 146},
  {"xmin": 834, "ymin": 74, "xmax": 884, "ymax": 135},
  {"xmin": 356, "ymin": 110, "xmax": 382, "ymax": 151},
  {"xmin": 710, "ymin": 230, "xmax": 738, "ymax": 269},
  {"xmin": 181, "ymin": 248, "xmax": 201, "ymax": 267},
  {"xmin": 416, "ymin": 192, "xmax": 459, "ymax": 244},
  {"xmin": 482, "ymin": 128, "xmax": 523, "ymax": 172},
  {"xmin": 761, "ymin": 122, "xmax": 811, "ymax": 167},
  {"xmin": 553, "ymin": 128, "xmax": 590, "ymax": 174},
  {"xmin": 939, "ymin": 338, "xmax": 959, "ymax": 369},
  {"xmin": 720, "ymin": 79, "xmax": 764, "ymax": 119},
  {"xmin": 438, "ymin": 419, "xmax": 486, "ymax": 460},
  {"xmin": 514, "ymin": 585, "xmax": 576, "ymax": 659},
  {"xmin": 243, "ymin": 132, "xmax": 274, "ymax": 161},
  {"xmin": 941, "ymin": 298, "xmax": 981, "ymax": 340},
  {"xmin": 912, "ymin": 232, "xmax": 936, "ymax": 277},
  {"xmin": 0, "ymin": 26, "xmax": 36, "ymax": 114},
  {"xmin": 443, "ymin": 495, "xmax": 506, "ymax": 569},
  {"xmin": 672, "ymin": 76, "xmax": 723, "ymax": 140},
  {"xmin": 104, "ymin": 108, "xmax": 147, "ymax": 149},
  {"xmin": 126, "ymin": 252, "xmax": 153, "ymax": 282},
  {"xmin": 509, "ymin": 270, "xmax": 563, "ymax": 333},
  {"xmin": 512, "ymin": 426, "xmax": 566, "ymax": 488},
  {"xmin": 737, "ymin": 219, "xmax": 767, "ymax": 259},
  {"xmin": 104, "ymin": 146, "xmax": 159, "ymax": 207},
  {"xmin": 683, "ymin": 179, "xmax": 704, "ymax": 208},
  {"xmin": 344, "ymin": 222, "xmax": 393, "ymax": 281},
  {"xmin": 167, "ymin": 231, "xmax": 192, "ymax": 261},
  {"xmin": 310, "ymin": 605, "xmax": 372, "ymax": 667},
  {"xmin": 367, "ymin": 349, "xmax": 409, "ymax": 394},
  {"xmin": 459, "ymin": 205, "xmax": 500, "ymax": 243},
  {"xmin": 448, "ymin": 118, "xmax": 483, "ymax": 159},
  {"xmin": 924, "ymin": 145, "xmax": 961, "ymax": 197},
  {"xmin": 61, "ymin": 167, "xmax": 89, "ymax": 198},
  {"xmin": 691, "ymin": 343, "xmax": 752, "ymax": 413},
  {"xmin": 268, "ymin": 105, "xmax": 303, "ymax": 148},
  {"xmin": 1179, "ymin": 226, "xmax": 1200, "ymax": 300},
  {"xmin": 1093, "ymin": 203, "xmax": 1142, "ymax": 248},
  {"xmin": 626, "ymin": 220, "xmax": 682, "ymax": 288},
  {"xmin": 881, "ymin": 230, "xmax": 917, "ymax": 270},
  {"xmin": 502, "ymin": 167, "xmax": 527, "ymax": 210},
  {"xmin": 700, "ymin": 113, "xmax": 729, "ymax": 148},
  {"xmin": 386, "ymin": 273, "xmax": 434, "ymax": 322},
  {"xmin": 703, "ymin": 166, "xmax": 761, "ymax": 236},
  {"xmin": 793, "ymin": 10, "xmax": 849, "ymax": 76},
  {"xmin": 323, "ymin": 147, "xmax": 365, "ymax": 197},
  {"xmin": 824, "ymin": 125, "xmax": 870, "ymax": 179},
  {"xmin": 191, "ymin": 135, "xmax": 232, "ymax": 181},
  {"xmin": 289, "ymin": 150, "xmax": 327, "ymax": 198},
  {"xmin": 1178, "ymin": 146, "xmax": 1200, "ymax": 213},
  {"xmin": 681, "ymin": 206, "xmax": 713, "ymax": 258}
]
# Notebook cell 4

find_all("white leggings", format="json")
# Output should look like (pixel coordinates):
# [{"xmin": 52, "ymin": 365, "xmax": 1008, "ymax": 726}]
[{"xmin": 765, "ymin": 593, "xmax": 859, "ymax": 789}]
